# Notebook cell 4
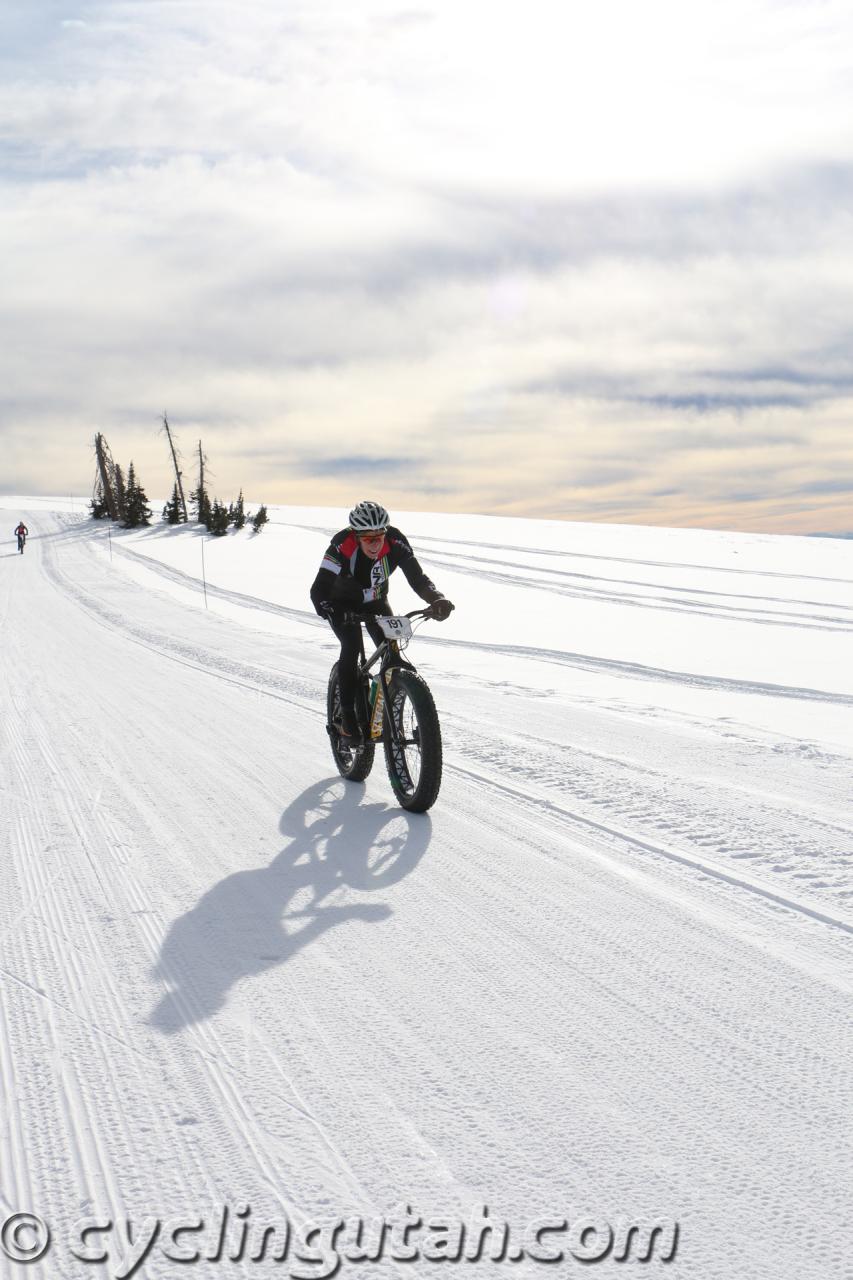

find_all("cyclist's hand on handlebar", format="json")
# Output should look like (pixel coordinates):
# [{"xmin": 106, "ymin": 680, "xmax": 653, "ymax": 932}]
[
  {"xmin": 322, "ymin": 603, "xmax": 362, "ymax": 626},
  {"xmin": 429, "ymin": 597, "xmax": 455, "ymax": 621}
]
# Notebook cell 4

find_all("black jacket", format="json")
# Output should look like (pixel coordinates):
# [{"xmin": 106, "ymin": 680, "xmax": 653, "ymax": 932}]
[{"xmin": 310, "ymin": 526, "xmax": 441, "ymax": 617}]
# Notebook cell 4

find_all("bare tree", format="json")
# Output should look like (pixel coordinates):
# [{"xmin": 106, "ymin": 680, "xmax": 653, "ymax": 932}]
[
  {"xmin": 191, "ymin": 439, "xmax": 212, "ymax": 527},
  {"xmin": 160, "ymin": 413, "xmax": 189, "ymax": 522},
  {"xmin": 93, "ymin": 433, "xmax": 120, "ymax": 520}
]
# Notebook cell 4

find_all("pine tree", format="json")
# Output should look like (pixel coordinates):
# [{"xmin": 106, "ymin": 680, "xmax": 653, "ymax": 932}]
[
  {"xmin": 113, "ymin": 464, "xmax": 128, "ymax": 523},
  {"xmin": 252, "ymin": 504, "xmax": 269, "ymax": 533},
  {"xmin": 90, "ymin": 484, "xmax": 109, "ymax": 519},
  {"xmin": 123, "ymin": 462, "xmax": 137, "ymax": 527},
  {"xmin": 231, "ymin": 490, "xmax": 246, "ymax": 530},
  {"xmin": 123, "ymin": 462, "xmax": 152, "ymax": 528},
  {"xmin": 162, "ymin": 483, "xmax": 182, "ymax": 524},
  {"xmin": 191, "ymin": 483, "xmax": 211, "ymax": 529},
  {"xmin": 137, "ymin": 474, "xmax": 153, "ymax": 526},
  {"xmin": 209, "ymin": 498, "xmax": 231, "ymax": 536}
]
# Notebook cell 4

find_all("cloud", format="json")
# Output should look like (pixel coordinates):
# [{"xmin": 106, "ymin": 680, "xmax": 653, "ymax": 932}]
[
  {"xmin": 627, "ymin": 393, "xmax": 810, "ymax": 412},
  {"xmin": 721, "ymin": 491, "xmax": 766, "ymax": 504},
  {"xmin": 1, "ymin": 0, "xmax": 853, "ymax": 531},
  {"xmin": 794, "ymin": 477, "xmax": 853, "ymax": 496},
  {"xmin": 296, "ymin": 455, "xmax": 416, "ymax": 475}
]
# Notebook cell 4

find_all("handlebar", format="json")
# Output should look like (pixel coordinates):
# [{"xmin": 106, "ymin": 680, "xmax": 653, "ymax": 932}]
[{"xmin": 337, "ymin": 606, "xmax": 436, "ymax": 627}]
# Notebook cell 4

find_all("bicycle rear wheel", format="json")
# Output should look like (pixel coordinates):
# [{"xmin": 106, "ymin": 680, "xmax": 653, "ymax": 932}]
[
  {"xmin": 327, "ymin": 663, "xmax": 375, "ymax": 781},
  {"xmin": 383, "ymin": 670, "xmax": 442, "ymax": 812}
]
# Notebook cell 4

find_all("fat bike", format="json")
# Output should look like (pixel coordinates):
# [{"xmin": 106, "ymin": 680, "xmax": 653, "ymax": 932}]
[{"xmin": 327, "ymin": 608, "xmax": 443, "ymax": 813}]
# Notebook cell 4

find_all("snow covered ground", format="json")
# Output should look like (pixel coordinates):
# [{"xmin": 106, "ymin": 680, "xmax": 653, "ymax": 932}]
[{"xmin": 0, "ymin": 497, "xmax": 851, "ymax": 1280}]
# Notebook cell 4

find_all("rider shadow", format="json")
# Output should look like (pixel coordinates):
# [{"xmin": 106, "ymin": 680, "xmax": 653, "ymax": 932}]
[{"xmin": 148, "ymin": 778, "xmax": 432, "ymax": 1034}]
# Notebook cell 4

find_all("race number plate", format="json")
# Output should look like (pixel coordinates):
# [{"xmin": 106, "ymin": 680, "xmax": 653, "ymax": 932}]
[{"xmin": 377, "ymin": 615, "xmax": 413, "ymax": 641}]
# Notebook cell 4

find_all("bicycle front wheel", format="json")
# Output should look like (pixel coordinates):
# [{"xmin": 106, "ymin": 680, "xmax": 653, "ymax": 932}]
[
  {"xmin": 383, "ymin": 670, "xmax": 442, "ymax": 812},
  {"xmin": 327, "ymin": 664, "xmax": 375, "ymax": 782}
]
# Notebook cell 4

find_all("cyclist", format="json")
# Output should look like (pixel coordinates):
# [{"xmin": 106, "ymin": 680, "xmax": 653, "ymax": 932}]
[
  {"xmin": 311, "ymin": 500, "xmax": 454, "ymax": 738},
  {"xmin": 14, "ymin": 521, "xmax": 28, "ymax": 553}
]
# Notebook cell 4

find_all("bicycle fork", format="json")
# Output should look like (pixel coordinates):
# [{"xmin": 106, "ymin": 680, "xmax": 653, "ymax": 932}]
[{"xmin": 367, "ymin": 677, "xmax": 385, "ymax": 740}]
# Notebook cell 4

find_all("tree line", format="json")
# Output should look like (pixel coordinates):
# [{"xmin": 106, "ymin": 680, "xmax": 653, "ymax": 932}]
[
  {"xmin": 165, "ymin": 483, "xmax": 268, "ymax": 534},
  {"xmin": 90, "ymin": 429, "xmax": 268, "ymax": 534}
]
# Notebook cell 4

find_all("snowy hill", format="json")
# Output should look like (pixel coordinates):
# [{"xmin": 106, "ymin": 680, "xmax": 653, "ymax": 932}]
[{"xmin": 1, "ymin": 497, "xmax": 851, "ymax": 1280}]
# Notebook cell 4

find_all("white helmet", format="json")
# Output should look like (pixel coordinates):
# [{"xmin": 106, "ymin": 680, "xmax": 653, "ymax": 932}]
[{"xmin": 348, "ymin": 500, "xmax": 389, "ymax": 532}]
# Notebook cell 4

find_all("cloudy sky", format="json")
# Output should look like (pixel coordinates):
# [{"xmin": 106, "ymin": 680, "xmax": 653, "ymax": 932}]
[{"xmin": 2, "ymin": 0, "xmax": 853, "ymax": 532}]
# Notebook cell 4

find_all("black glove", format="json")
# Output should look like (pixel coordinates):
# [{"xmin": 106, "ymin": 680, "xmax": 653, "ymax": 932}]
[
  {"xmin": 429, "ymin": 597, "xmax": 454, "ymax": 621},
  {"xmin": 317, "ymin": 601, "xmax": 335, "ymax": 621}
]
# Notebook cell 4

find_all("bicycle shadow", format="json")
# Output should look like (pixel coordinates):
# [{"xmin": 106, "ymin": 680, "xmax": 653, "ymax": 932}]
[{"xmin": 148, "ymin": 778, "xmax": 431, "ymax": 1034}]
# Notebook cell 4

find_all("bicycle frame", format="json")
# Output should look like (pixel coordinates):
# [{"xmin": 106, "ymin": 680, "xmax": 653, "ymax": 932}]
[
  {"xmin": 327, "ymin": 605, "xmax": 443, "ymax": 811},
  {"xmin": 344, "ymin": 609, "xmax": 429, "ymax": 745}
]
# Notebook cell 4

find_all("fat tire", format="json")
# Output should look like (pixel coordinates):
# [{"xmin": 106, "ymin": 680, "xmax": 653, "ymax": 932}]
[
  {"xmin": 383, "ymin": 670, "xmax": 442, "ymax": 812},
  {"xmin": 327, "ymin": 663, "xmax": 375, "ymax": 781}
]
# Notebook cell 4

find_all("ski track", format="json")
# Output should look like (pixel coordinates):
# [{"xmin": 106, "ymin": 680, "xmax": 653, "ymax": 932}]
[
  {"xmin": 0, "ymin": 510, "xmax": 850, "ymax": 1280},
  {"xmin": 272, "ymin": 516, "xmax": 853, "ymax": 585},
  {"xmin": 119, "ymin": 518, "xmax": 853, "ymax": 634},
  {"xmin": 2, "ymin": 530, "xmax": 403, "ymax": 1278},
  {"xmin": 78, "ymin": 526, "xmax": 853, "ymax": 709},
  {"xmin": 418, "ymin": 551, "xmax": 853, "ymax": 634},
  {"xmin": 40, "ymin": 518, "xmax": 853, "ymax": 928}
]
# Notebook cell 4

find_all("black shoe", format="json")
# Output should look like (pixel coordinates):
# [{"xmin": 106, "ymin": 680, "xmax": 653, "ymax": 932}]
[{"xmin": 335, "ymin": 706, "xmax": 360, "ymax": 741}]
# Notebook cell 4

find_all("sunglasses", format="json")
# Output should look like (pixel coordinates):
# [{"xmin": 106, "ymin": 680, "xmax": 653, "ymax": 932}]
[{"xmin": 356, "ymin": 530, "xmax": 387, "ymax": 541}]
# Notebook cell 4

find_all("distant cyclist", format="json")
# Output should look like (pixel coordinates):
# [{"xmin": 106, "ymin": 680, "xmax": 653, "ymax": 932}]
[
  {"xmin": 14, "ymin": 521, "xmax": 28, "ymax": 553},
  {"xmin": 310, "ymin": 500, "xmax": 454, "ymax": 737}
]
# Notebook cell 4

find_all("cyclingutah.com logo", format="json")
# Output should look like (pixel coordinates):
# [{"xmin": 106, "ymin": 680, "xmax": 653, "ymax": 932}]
[{"xmin": 0, "ymin": 1203, "xmax": 679, "ymax": 1276}]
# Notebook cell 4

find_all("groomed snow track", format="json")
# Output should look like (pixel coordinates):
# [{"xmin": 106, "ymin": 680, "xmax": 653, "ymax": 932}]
[{"xmin": 0, "ymin": 508, "xmax": 851, "ymax": 1280}]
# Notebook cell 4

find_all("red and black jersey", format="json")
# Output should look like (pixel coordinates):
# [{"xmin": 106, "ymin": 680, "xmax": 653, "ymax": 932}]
[{"xmin": 310, "ymin": 526, "xmax": 441, "ymax": 616}]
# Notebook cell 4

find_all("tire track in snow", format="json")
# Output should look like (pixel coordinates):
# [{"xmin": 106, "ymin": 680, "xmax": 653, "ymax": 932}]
[
  {"xmin": 275, "ymin": 517, "xmax": 853, "ymax": 586},
  {"xmin": 40, "ymin": 533, "xmax": 321, "ymax": 715},
  {"xmin": 9, "ymin": 509, "xmax": 852, "ymax": 1279},
  {"xmin": 441, "ymin": 638, "xmax": 853, "ymax": 706},
  {"xmin": 441, "ymin": 714, "xmax": 853, "ymax": 904},
  {"xmin": 0, "ymin": 988, "xmax": 34, "ymax": 1219},
  {"xmin": 116, "ymin": 520, "xmax": 853, "ymax": 635},
  {"xmin": 420, "ymin": 550, "xmax": 853, "ymax": 633},
  {"xmin": 3, "ymin": 535, "xmax": 378, "ymax": 1240},
  {"xmin": 411, "ymin": 529, "xmax": 853, "ymax": 587},
  {"xmin": 446, "ymin": 759, "xmax": 853, "ymax": 941},
  {"xmin": 40, "ymin": 520, "xmax": 853, "ymax": 935},
  {"xmin": 23, "ymin": 522, "xmax": 394, "ymax": 1228},
  {"xmin": 415, "ymin": 544, "xmax": 853, "ymax": 616},
  {"xmin": 48, "ymin": 523, "xmax": 853, "ymax": 710},
  {"xmin": 1, "ymin": 671, "xmax": 221, "ymax": 1239},
  {"xmin": 103, "ymin": 534, "xmax": 314, "ymax": 625},
  {"xmin": 34, "ymin": 707, "xmax": 366, "ymax": 1227},
  {"xmin": 1, "ymin": 687, "xmax": 129, "ymax": 1238}
]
